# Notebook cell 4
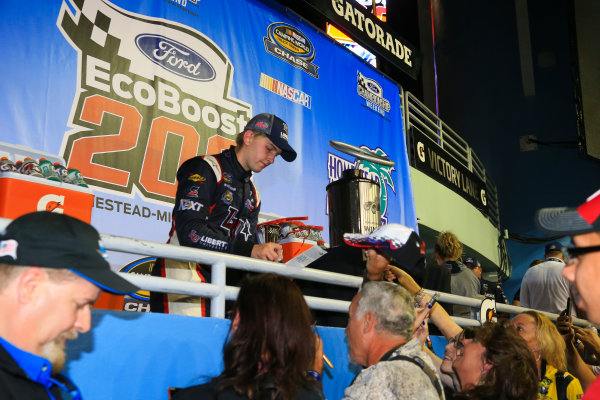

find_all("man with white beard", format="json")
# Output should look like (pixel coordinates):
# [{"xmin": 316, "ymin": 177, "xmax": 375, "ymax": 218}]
[{"xmin": 0, "ymin": 211, "xmax": 139, "ymax": 399}]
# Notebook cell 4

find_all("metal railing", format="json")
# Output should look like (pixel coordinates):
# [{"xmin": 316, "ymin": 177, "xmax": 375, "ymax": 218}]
[
  {"xmin": 401, "ymin": 90, "xmax": 500, "ymax": 228},
  {"xmin": 0, "ymin": 217, "xmax": 592, "ymax": 328}
]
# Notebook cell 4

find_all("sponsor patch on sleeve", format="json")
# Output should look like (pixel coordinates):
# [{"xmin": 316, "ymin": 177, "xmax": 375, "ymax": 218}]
[
  {"xmin": 180, "ymin": 199, "xmax": 203, "ymax": 211},
  {"xmin": 187, "ymin": 186, "xmax": 200, "ymax": 197},
  {"xmin": 221, "ymin": 191, "xmax": 233, "ymax": 205},
  {"xmin": 188, "ymin": 174, "xmax": 206, "ymax": 182},
  {"xmin": 188, "ymin": 230, "xmax": 200, "ymax": 243}
]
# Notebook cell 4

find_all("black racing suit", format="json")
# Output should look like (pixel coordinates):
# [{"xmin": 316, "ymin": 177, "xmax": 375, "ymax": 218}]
[{"xmin": 150, "ymin": 146, "xmax": 260, "ymax": 314}]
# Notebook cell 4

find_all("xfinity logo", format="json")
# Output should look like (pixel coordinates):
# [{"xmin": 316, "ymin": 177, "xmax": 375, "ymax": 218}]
[{"xmin": 135, "ymin": 34, "xmax": 216, "ymax": 81}]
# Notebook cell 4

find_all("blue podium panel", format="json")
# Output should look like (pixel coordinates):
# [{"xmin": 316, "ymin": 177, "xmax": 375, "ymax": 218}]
[{"xmin": 65, "ymin": 310, "xmax": 358, "ymax": 400}]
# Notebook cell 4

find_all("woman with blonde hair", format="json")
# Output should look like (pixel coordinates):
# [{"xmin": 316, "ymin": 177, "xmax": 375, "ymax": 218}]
[{"xmin": 512, "ymin": 311, "xmax": 583, "ymax": 399}]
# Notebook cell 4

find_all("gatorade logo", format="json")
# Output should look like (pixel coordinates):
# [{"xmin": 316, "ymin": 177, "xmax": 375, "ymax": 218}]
[{"xmin": 37, "ymin": 194, "xmax": 65, "ymax": 214}]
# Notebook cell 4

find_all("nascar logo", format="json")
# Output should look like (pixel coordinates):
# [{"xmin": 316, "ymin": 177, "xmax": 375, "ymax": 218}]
[{"xmin": 260, "ymin": 73, "xmax": 311, "ymax": 109}]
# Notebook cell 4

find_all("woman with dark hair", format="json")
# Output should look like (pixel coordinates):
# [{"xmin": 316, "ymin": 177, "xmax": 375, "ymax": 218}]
[
  {"xmin": 449, "ymin": 322, "xmax": 539, "ymax": 400},
  {"xmin": 172, "ymin": 274, "xmax": 324, "ymax": 400}
]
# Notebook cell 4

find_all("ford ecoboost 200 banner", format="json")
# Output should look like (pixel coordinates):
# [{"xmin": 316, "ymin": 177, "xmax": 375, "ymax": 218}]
[{"xmin": 0, "ymin": 0, "xmax": 417, "ymax": 271}]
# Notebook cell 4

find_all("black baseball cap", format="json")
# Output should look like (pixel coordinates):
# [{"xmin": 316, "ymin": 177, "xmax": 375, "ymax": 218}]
[
  {"xmin": 0, "ymin": 212, "xmax": 139, "ymax": 295},
  {"xmin": 536, "ymin": 189, "xmax": 600, "ymax": 235},
  {"xmin": 464, "ymin": 257, "xmax": 480, "ymax": 268},
  {"xmin": 244, "ymin": 113, "xmax": 297, "ymax": 162},
  {"xmin": 544, "ymin": 241, "xmax": 563, "ymax": 254}
]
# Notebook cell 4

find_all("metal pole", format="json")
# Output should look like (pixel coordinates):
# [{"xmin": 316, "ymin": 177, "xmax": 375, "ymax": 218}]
[{"xmin": 211, "ymin": 261, "xmax": 226, "ymax": 318}]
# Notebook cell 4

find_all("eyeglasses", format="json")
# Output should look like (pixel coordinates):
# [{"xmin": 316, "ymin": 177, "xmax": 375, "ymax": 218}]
[
  {"xmin": 563, "ymin": 245, "xmax": 600, "ymax": 265},
  {"xmin": 451, "ymin": 333, "xmax": 466, "ymax": 357}
]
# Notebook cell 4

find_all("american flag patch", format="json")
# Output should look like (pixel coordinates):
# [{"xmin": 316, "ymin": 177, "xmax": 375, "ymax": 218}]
[{"xmin": 0, "ymin": 239, "xmax": 18, "ymax": 260}]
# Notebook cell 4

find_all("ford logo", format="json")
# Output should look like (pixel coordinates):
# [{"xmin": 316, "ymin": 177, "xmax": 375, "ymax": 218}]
[
  {"xmin": 366, "ymin": 81, "xmax": 382, "ymax": 96},
  {"xmin": 135, "ymin": 34, "xmax": 215, "ymax": 81}
]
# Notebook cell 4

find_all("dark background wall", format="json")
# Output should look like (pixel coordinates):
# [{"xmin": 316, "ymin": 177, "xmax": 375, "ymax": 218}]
[
  {"xmin": 386, "ymin": 0, "xmax": 600, "ymax": 297},
  {"xmin": 279, "ymin": 0, "xmax": 600, "ymax": 296},
  {"xmin": 416, "ymin": 0, "xmax": 599, "ymax": 236}
]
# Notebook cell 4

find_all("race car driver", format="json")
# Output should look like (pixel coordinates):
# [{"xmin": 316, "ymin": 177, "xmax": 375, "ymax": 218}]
[{"xmin": 150, "ymin": 113, "xmax": 297, "ymax": 316}]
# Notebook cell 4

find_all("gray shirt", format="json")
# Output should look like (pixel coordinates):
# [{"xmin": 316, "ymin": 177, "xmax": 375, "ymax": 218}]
[
  {"xmin": 520, "ymin": 259, "xmax": 572, "ymax": 315},
  {"xmin": 343, "ymin": 338, "xmax": 443, "ymax": 400},
  {"xmin": 449, "ymin": 262, "xmax": 480, "ymax": 318}
]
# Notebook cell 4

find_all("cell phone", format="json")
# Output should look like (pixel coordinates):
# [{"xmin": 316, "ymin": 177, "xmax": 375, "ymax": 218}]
[{"xmin": 566, "ymin": 297, "xmax": 572, "ymax": 316}]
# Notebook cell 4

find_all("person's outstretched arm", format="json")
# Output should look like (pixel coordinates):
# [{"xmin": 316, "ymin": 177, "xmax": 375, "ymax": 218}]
[{"xmin": 385, "ymin": 265, "xmax": 462, "ymax": 340}]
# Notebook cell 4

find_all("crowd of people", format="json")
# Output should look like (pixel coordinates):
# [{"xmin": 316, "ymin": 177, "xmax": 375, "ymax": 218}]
[{"xmin": 0, "ymin": 113, "xmax": 599, "ymax": 399}]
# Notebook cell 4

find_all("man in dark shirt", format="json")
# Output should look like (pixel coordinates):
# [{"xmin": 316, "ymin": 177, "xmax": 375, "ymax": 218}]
[
  {"xmin": 151, "ymin": 113, "xmax": 297, "ymax": 316},
  {"xmin": 0, "ymin": 212, "xmax": 139, "ymax": 399}
]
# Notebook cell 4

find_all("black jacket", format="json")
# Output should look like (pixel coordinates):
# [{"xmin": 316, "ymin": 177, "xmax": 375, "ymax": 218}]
[
  {"xmin": 171, "ymin": 376, "xmax": 323, "ymax": 400},
  {"xmin": 170, "ymin": 146, "xmax": 261, "ymax": 256},
  {"xmin": 149, "ymin": 147, "xmax": 261, "ymax": 313},
  {"xmin": 0, "ymin": 344, "xmax": 67, "ymax": 400}
]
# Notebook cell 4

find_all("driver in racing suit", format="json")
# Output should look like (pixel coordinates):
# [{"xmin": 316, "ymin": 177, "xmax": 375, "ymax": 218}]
[{"xmin": 150, "ymin": 113, "xmax": 297, "ymax": 316}]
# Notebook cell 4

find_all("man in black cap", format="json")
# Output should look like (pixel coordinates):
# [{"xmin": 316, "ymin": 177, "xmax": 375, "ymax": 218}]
[
  {"xmin": 519, "ymin": 240, "xmax": 574, "ymax": 315},
  {"xmin": 151, "ymin": 113, "xmax": 297, "ymax": 316},
  {"xmin": 464, "ymin": 257, "xmax": 507, "ymax": 306},
  {"xmin": 0, "ymin": 211, "xmax": 139, "ymax": 399}
]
